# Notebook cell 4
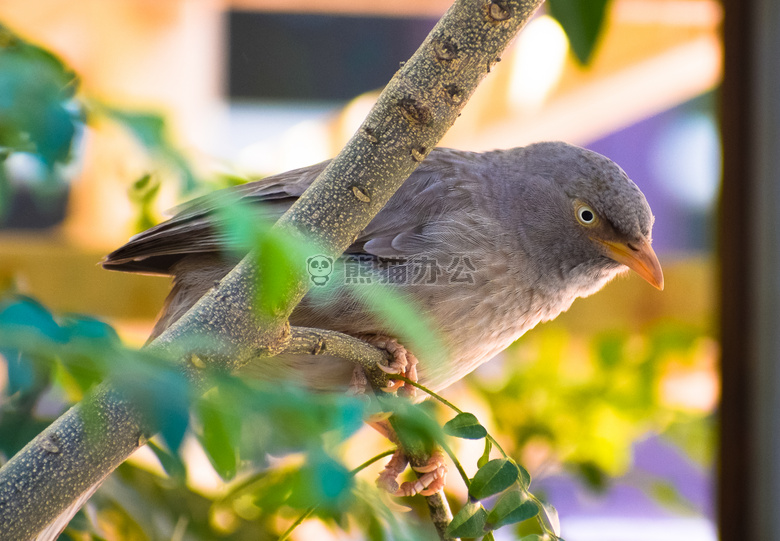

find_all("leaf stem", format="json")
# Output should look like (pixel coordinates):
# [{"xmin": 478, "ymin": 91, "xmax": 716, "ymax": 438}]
[
  {"xmin": 350, "ymin": 448, "xmax": 396, "ymax": 475},
  {"xmin": 277, "ymin": 506, "xmax": 316, "ymax": 541},
  {"xmin": 393, "ymin": 375, "xmax": 509, "ymax": 458},
  {"xmin": 439, "ymin": 439, "xmax": 471, "ymax": 489},
  {"xmin": 393, "ymin": 375, "xmax": 462, "ymax": 413}
]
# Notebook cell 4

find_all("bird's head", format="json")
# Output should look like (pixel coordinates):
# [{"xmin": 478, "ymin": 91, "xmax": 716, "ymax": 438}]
[{"xmin": 511, "ymin": 142, "xmax": 664, "ymax": 292}]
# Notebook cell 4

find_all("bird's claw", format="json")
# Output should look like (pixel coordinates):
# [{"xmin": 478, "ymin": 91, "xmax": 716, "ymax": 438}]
[
  {"xmin": 376, "ymin": 448, "xmax": 408, "ymax": 494},
  {"xmin": 361, "ymin": 336, "xmax": 418, "ymax": 398},
  {"xmin": 347, "ymin": 366, "xmax": 369, "ymax": 397},
  {"xmin": 377, "ymin": 447, "xmax": 447, "ymax": 498}
]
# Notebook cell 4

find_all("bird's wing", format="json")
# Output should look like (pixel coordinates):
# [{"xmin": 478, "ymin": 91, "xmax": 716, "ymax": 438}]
[
  {"xmin": 102, "ymin": 161, "xmax": 329, "ymax": 274},
  {"xmin": 103, "ymin": 149, "xmax": 478, "ymax": 275},
  {"xmin": 350, "ymin": 149, "xmax": 477, "ymax": 258}
]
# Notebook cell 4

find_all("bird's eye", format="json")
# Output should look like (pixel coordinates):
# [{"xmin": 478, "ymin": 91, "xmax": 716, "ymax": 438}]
[{"xmin": 576, "ymin": 204, "xmax": 597, "ymax": 225}]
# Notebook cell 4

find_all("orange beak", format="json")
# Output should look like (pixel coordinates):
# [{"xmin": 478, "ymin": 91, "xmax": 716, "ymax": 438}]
[{"xmin": 594, "ymin": 237, "xmax": 664, "ymax": 291}]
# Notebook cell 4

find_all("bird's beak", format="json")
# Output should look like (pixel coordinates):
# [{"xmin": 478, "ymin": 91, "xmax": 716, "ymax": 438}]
[{"xmin": 594, "ymin": 237, "xmax": 664, "ymax": 290}]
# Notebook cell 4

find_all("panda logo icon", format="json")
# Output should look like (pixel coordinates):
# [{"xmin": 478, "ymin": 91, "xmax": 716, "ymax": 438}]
[{"xmin": 307, "ymin": 255, "xmax": 334, "ymax": 286}]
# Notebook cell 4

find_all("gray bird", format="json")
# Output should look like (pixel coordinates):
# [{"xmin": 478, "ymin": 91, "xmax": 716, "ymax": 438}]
[{"xmin": 103, "ymin": 142, "xmax": 663, "ymax": 396}]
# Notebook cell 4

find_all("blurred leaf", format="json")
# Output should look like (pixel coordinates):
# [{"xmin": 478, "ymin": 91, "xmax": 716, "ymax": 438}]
[
  {"xmin": 572, "ymin": 460, "xmax": 608, "ymax": 492},
  {"xmin": 647, "ymin": 323, "xmax": 701, "ymax": 359},
  {"xmin": 0, "ymin": 24, "xmax": 80, "ymax": 172},
  {"xmin": 255, "ymin": 230, "xmax": 302, "ymax": 318},
  {"xmin": 595, "ymin": 332, "xmax": 625, "ymax": 370},
  {"xmin": 222, "ymin": 466, "xmax": 296, "ymax": 518},
  {"xmin": 350, "ymin": 480, "xmax": 422, "ymax": 541},
  {"xmin": 486, "ymin": 489, "xmax": 539, "ymax": 529},
  {"xmin": 0, "ymin": 296, "xmax": 64, "ymax": 395},
  {"xmin": 469, "ymin": 459, "xmax": 520, "ymax": 501},
  {"xmin": 354, "ymin": 283, "xmax": 446, "ymax": 369},
  {"xmin": 383, "ymin": 400, "xmax": 443, "ymax": 454},
  {"xmin": 212, "ymin": 195, "xmax": 271, "ymax": 255},
  {"xmin": 548, "ymin": 0, "xmax": 610, "ymax": 64},
  {"xmin": 59, "ymin": 315, "xmax": 120, "ymax": 393},
  {"xmin": 0, "ymin": 410, "xmax": 50, "ymax": 459},
  {"xmin": 478, "ymin": 438, "xmax": 492, "ymax": 469},
  {"xmin": 648, "ymin": 479, "xmax": 696, "ymax": 512},
  {"xmin": 661, "ymin": 415, "xmax": 715, "ymax": 466},
  {"xmin": 447, "ymin": 501, "xmax": 487, "ymax": 538},
  {"xmin": 209, "ymin": 195, "xmax": 308, "ymax": 318},
  {"xmin": 444, "ymin": 412, "xmax": 487, "ymax": 440},
  {"xmin": 116, "ymin": 359, "xmax": 191, "ymax": 453},
  {"xmin": 537, "ymin": 499, "xmax": 561, "ymax": 537},
  {"xmin": 196, "ymin": 392, "xmax": 240, "ymax": 481},
  {"xmin": 100, "ymin": 105, "xmax": 197, "ymax": 193},
  {"xmin": 0, "ymin": 295, "xmax": 67, "ymax": 342},
  {"xmin": 287, "ymin": 452, "xmax": 353, "ymax": 514},
  {"xmin": 2, "ymin": 348, "xmax": 35, "ymax": 395},
  {"xmin": 128, "ymin": 173, "xmax": 162, "ymax": 232},
  {"xmin": 104, "ymin": 109, "xmax": 166, "ymax": 151},
  {"xmin": 95, "ymin": 462, "xmax": 274, "ymax": 540},
  {"xmin": 61, "ymin": 314, "xmax": 120, "ymax": 343},
  {"xmin": 147, "ymin": 440, "xmax": 187, "ymax": 483}
]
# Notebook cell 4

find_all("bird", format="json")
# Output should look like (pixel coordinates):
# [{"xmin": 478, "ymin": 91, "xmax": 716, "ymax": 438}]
[{"xmin": 103, "ymin": 142, "xmax": 663, "ymax": 495}]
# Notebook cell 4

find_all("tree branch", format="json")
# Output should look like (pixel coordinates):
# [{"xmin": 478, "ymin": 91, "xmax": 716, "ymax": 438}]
[{"xmin": 0, "ymin": 1, "xmax": 545, "ymax": 538}]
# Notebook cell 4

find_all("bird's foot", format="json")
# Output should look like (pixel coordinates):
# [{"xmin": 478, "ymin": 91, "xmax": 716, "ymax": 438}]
[
  {"xmin": 347, "ymin": 366, "xmax": 369, "ymax": 396},
  {"xmin": 377, "ymin": 447, "xmax": 447, "ymax": 497},
  {"xmin": 359, "ymin": 335, "xmax": 418, "ymax": 398}
]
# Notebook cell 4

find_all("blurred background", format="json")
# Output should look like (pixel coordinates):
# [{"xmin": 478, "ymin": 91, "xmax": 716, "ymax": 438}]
[{"xmin": 0, "ymin": 1, "xmax": 721, "ymax": 540}]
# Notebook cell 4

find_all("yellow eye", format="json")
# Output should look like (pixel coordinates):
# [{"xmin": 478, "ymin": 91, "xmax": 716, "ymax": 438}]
[{"xmin": 576, "ymin": 204, "xmax": 597, "ymax": 225}]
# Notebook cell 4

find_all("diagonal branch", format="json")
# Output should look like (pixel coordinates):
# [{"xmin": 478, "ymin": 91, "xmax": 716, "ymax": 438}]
[{"xmin": 0, "ymin": 1, "xmax": 545, "ymax": 538}]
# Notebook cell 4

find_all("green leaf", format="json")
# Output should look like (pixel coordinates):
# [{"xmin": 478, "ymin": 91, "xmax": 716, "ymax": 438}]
[
  {"xmin": 574, "ymin": 460, "xmax": 608, "ymax": 492},
  {"xmin": 255, "ymin": 229, "xmax": 302, "ymax": 318},
  {"xmin": 287, "ymin": 452, "xmax": 353, "ymax": 513},
  {"xmin": 2, "ymin": 348, "xmax": 35, "ymax": 395},
  {"xmin": 61, "ymin": 314, "xmax": 119, "ymax": 343},
  {"xmin": 517, "ymin": 463, "xmax": 532, "ymax": 490},
  {"xmin": 478, "ymin": 438, "xmax": 492, "ymax": 468},
  {"xmin": 447, "ymin": 501, "xmax": 488, "ymax": 538},
  {"xmin": 196, "ymin": 395, "xmax": 240, "ymax": 481},
  {"xmin": 548, "ymin": 0, "xmax": 610, "ymax": 64},
  {"xmin": 100, "ymin": 105, "xmax": 198, "ymax": 193},
  {"xmin": 0, "ymin": 24, "xmax": 80, "ymax": 171},
  {"xmin": 118, "ymin": 364, "xmax": 190, "ymax": 453},
  {"xmin": 384, "ymin": 400, "xmax": 443, "ymax": 453},
  {"xmin": 105, "ymin": 109, "xmax": 166, "ymax": 150},
  {"xmin": 0, "ymin": 296, "xmax": 64, "ymax": 394},
  {"xmin": 0, "ymin": 296, "xmax": 66, "ymax": 342},
  {"xmin": 353, "ymin": 282, "xmax": 446, "ymax": 367},
  {"xmin": 147, "ymin": 440, "xmax": 186, "ymax": 483},
  {"xmin": 443, "ymin": 412, "xmax": 488, "ymax": 440},
  {"xmin": 648, "ymin": 479, "xmax": 695, "ymax": 511},
  {"xmin": 469, "ymin": 459, "xmax": 520, "ymax": 501},
  {"xmin": 128, "ymin": 174, "xmax": 162, "ymax": 232},
  {"xmin": 486, "ymin": 489, "xmax": 539, "ymax": 528},
  {"xmin": 538, "ymin": 499, "xmax": 561, "ymax": 537}
]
